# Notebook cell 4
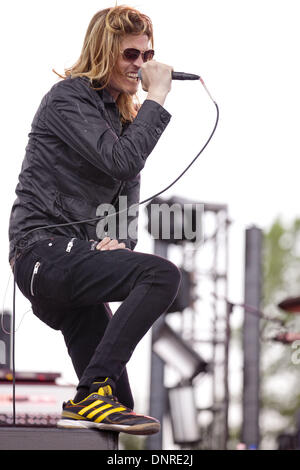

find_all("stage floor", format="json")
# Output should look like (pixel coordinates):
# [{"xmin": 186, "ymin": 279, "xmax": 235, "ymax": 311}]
[{"xmin": 0, "ymin": 426, "xmax": 118, "ymax": 450}]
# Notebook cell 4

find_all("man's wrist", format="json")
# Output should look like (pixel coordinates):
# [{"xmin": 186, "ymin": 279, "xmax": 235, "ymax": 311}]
[{"xmin": 146, "ymin": 90, "xmax": 168, "ymax": 107}]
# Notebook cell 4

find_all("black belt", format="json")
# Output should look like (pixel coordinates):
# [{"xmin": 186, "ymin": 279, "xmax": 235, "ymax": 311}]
[{"xmin": 9, "ymin": 230, "xmax": 52, "ymax": 271}]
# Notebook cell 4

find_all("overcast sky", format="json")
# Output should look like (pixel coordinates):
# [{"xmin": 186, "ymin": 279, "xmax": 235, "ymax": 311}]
[{"xmin": 1, "ymin": 0, "xmax": 299, "ymax": 422}]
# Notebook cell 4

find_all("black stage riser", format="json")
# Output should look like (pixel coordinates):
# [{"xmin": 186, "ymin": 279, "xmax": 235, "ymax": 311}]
[{"xmin": 0, "ymin": 427, "xmax": 118, "ymax": 450}]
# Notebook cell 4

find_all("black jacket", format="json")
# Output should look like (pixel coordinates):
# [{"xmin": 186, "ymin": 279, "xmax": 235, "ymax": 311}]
[{"xmin": 8, "ymin": 76, "xmax": 171, "ymax": 261}]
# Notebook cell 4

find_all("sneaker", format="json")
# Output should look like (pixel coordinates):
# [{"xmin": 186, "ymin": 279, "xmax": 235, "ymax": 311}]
[{"xmin": 57, "ymin": 379, "xmax": 160, "ymax": 435}]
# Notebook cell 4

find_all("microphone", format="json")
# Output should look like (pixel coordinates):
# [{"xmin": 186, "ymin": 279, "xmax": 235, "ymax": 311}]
[
  {"xmin": 138, "ymin": 68, "xmax": 216, "ymax": 103},
  {"xmin": 138, "ymin": 69, "xmax": 200, "ymax": 81}
]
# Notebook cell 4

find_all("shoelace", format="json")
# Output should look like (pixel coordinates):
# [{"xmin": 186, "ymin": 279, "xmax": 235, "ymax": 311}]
[{"xmin": 108, "ymin": 394, "xmax": 132, "ymax": 411}]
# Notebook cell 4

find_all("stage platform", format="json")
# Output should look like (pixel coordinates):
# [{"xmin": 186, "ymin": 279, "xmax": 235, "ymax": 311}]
[{"xmin": 0, "ymin": 426, "xmax": 119, "ymax": 450}]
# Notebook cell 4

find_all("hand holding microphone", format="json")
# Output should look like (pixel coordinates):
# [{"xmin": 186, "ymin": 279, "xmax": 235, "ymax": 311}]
[
  {"xmin": 139, "ymin": 60, "xmax": 173, "ymax": 106},
  {"xmin": 139, "ymin": 61, "xmax": 208, "ymax": 106},
  {"xmin": 138, "ymin": 66, "xmax": 200, "ymax": 82}
]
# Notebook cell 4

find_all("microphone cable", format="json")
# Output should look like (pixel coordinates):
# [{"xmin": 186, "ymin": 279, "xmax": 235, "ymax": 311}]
[
  {"xmin": 13, "ymin": 77, "xmax": 218, "ymax": 248},
  {"xmin": 6, "ymin": 76, "xmax": 218, "ymax": 426}
]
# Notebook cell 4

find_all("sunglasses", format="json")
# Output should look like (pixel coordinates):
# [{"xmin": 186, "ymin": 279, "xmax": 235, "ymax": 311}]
[{"xmin": 121, "ymin": 48, "xmax": 155, "ymax": 63}]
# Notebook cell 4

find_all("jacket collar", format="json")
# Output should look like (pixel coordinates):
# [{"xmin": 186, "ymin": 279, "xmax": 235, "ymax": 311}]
[
  {"xmin": 77, "ymin": 76, "xmax": 116, "ymax": 105},
  {"xmin": 98, "ymin": 88, "xmax": 116, "ymax": 105}
]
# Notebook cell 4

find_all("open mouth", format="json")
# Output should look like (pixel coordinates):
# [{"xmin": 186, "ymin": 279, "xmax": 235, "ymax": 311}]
[{"xmin": 125, "ymin": 73, "xmax": 139, "ymax": 82}]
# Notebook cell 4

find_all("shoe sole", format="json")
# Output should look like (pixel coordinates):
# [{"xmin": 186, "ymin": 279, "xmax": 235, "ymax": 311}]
[{"xmin": 57, "ymin": 418, "xmax": 160, "ymax": 435}]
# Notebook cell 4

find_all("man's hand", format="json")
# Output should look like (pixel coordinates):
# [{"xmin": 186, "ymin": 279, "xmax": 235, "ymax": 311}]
[
  {"xmin": 96, "ymin": 236, "xmax": 127, "ymax": 251},
  {"xmin": 140, "ymin": 60, "xmax": 173, "ymax": 106}
]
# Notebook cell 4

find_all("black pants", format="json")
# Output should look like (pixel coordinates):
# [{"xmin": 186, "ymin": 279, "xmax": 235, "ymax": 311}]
[{"xmin": 14, "ymin": 236, "xmax": 181, "ymax": 409}]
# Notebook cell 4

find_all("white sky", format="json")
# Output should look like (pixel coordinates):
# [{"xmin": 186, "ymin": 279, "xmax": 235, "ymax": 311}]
[{"xmin": 0, "ymin": 0, "xmax": 300, "ymax": 435}]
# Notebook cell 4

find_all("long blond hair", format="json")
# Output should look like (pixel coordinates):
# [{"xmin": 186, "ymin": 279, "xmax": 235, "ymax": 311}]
[{"xmin": 54, "ymin": 6, "xmax": 153, "ymax": 123}]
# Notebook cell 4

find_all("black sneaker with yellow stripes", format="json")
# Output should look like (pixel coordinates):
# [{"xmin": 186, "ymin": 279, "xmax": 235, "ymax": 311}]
[{"xmin": 57, "ymin": 378, "xmax": 160, "ymax": 435}]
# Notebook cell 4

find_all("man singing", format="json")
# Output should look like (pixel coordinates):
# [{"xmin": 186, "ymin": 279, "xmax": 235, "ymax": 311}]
[{"xmin": 8, "ymin": 5, "xmax": 181, "ymax": 435}]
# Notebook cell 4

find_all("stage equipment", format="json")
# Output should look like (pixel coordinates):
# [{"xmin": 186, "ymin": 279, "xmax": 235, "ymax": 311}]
[
  {"xmin": 0, "ymin": 311, "xmax": 12, "ymax": 370},
  {"xmin": 147, "ymin": 200, "xmax": 230, "ymax": 451},
  {"xmin": 278, "ymin": 297, "xmax": 300, "ymax": 314},
  {"xmin": 0, "ymin": 426, "xmax": 118, "ymax": 450},
  {"xmin": 168, "ymin": 384, "xmax": 201, "ymax": 445},
  {"xmin": 272, "ymin": 332, "xmax": 300, "ymax": 344},
  {"xmin": 152, "ymin": 320, "xmax": 208, "ymax": 381},
  {"xmin": 242, "ymin": 226, "xmax": 262, "ymax": 450},
  {"xmin": 0, "ymin": 369, "xmax": 74, "ymax": 428}
]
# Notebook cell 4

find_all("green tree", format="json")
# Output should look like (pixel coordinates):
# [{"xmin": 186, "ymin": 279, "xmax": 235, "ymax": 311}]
[{"xmin": 261, "ymin": 217, "xmax": 300, "ymax": 448}]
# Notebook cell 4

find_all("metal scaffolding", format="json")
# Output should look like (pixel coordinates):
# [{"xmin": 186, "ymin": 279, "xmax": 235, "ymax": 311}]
[{"xmin": 145, "ymin": 198, "xmax": 231, "ymax": 450}]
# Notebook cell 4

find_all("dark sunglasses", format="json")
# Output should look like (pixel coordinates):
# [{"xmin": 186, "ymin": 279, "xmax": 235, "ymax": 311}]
[{"xmin": 121, "ymin": 48, "xmax": 155, "ymax": 63}]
